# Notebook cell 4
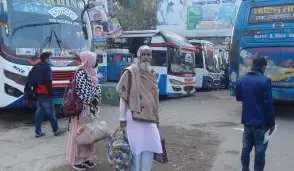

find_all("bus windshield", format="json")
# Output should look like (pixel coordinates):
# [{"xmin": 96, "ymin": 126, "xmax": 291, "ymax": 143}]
[
  {"xmin": 2, "ymin": 0, "xmax": 89, "ymax": 57},
  {"xmin": 169, "ymin": 48, "xmax": 195, "ymax": 75},
  {"xmin": 203, "ymin": 43, "xmax": 217, "ymax": 73}
]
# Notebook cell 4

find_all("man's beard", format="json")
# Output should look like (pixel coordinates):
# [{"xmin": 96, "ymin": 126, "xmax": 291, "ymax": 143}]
[{"xmin": 139, "ymin": 61, "xmax": 151, "ymax": 72}]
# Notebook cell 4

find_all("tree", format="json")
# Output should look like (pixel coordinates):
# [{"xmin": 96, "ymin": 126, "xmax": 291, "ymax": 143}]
[{"xmin": 114, "ymin": 0, "xmax": 157, "ymax": 30}]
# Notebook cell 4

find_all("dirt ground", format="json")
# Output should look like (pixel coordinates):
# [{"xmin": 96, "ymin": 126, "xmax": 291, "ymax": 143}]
[
  {"xmin": 1, "ymin": 90, "xmax": 294, "ymax": 171},
  {"xmin": 38, "ymin": 126, "xmax": 219, "ymax": 171}
]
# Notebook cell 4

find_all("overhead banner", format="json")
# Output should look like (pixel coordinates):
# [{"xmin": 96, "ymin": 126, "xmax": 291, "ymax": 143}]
[{"xmin": 156, "ymin": 0, "xmax": 242, "ymax": 37}]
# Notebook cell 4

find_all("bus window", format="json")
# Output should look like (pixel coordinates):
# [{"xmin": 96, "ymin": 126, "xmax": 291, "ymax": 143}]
[
  {"xmin": 195, "ymin": 51, "xmax": 204, "ymax": 68},
  {"xmin": 122, "ymin": 56, "xmax": 128, "ymax": 62},
  {"xmin": 204, "ymin": 44, "xmax": 216, "ymax": 73},
  {"xmin": 114, "ymin": 55, "xmax": 121, "ymax": 62},
  {"xmin": 97, "ymin": 54, "xmax": 103, "ymax": 63},
  {"xmin": 108, "ymin": 56, "xmax": 113, "ymax": 63},
  {"xmin": 128, "ymin": 56, "xmax": 132, "ymax": 63},
  {"xmin": 169, "ymin": 48, "xmax": 194, "ymax": 74},
  {"xmin": 152, "ymin": 50, "xmax": 167, "ymax": 66}
]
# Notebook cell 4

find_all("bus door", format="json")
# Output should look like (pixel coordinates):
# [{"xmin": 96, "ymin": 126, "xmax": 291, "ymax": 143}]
[
  {"xmin": 150, "ymin": 47, "xmax": 168, "ymax": 95},
  {"xmin": 193, "ymin": 43, "xmax": 205, "ymax": 88},
  {"xmin": 240, "ymin": 2, "xmax": 294, "ymax": 99},
  {"xmin": 107, "ymin": 54, "xmax": 115, "ymax": 81},
  {"xmin": 97, "ymin": 53, "xmax": 107, "ymax": 84}
]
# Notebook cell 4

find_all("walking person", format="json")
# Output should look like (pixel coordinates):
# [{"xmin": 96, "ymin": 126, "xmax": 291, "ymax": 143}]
[
  {"xmin": 25, "ymin": 51, "xmax": 66, "ymax": 138},
  {"xmin": 66, "ymin": 51, "xmax": 102, "ymax": 171},
  {"xmin": 116, "ymin": 45, "xmax": 162, "ymax": 171},
  {"xmin": 236, "ymin": 57, "xmax": 276, "ymax": 171}
]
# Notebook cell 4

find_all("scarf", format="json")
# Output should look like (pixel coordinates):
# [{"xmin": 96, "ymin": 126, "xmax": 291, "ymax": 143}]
[
  {"xmin": 116, "ymin": 64, "xmax": 159, "ymax": 123},
  {"xmin": 79, "ymin": 51, "xmax": 98, "ymax": 86}
]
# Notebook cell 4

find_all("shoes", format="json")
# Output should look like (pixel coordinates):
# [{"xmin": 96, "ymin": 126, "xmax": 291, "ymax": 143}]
[
  {"xmin": 35, "ymin": 132, "xmax": 45, "ymax": 138},
  {"xmin": 84, "ymin": 161, "xmax": 96, "ymax": 168},
  {"xmin": 72, "ymin": 161, "xmax": 95, "ymax": 170},
  {"xmin": 54, "ymin": 128, "xmax": 67, "ymax": 136},
  {"xmin": 73, "ymin": 164, "xmax": 86, "ymax": 171}
]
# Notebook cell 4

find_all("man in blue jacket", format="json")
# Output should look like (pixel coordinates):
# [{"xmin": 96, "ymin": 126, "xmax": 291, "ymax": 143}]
[
  {"xmin": 236, "ymin": 57, "xmax": 275, "ymax": 171},
  {"xmin": 26, "ymin": 51, "xmax": 66, "ymax": 138}
]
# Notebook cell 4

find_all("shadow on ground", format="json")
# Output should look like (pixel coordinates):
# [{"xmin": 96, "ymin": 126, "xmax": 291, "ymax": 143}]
[{"xmin": 47, "ymin": 126, "xmax": 220, "ymax": 171}]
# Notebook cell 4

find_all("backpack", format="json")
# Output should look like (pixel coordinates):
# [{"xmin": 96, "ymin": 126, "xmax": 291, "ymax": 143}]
[
  {"xmin": 63, "ymin": 70, "xmax": 83, "ymax": 117},
  {"xmin": 24, "ymin": 66, "xmax": 38, "ymax": 102}
]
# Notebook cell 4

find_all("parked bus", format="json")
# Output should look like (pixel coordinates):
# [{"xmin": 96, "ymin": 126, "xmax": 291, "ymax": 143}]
[
  {"xmin": 0, "ymin": 0, "xmax": 92, "ymax": 108},
  {"xmin": 230, "ymin": 0, "xmax": 294, "ymax": 101},
  {"xmin": 110, "ymin": 30, "xmax": 196, "ymax": 97},
  {"xmin": 190, "ymin": 40, "xmax": 221, "ymax": 89}
]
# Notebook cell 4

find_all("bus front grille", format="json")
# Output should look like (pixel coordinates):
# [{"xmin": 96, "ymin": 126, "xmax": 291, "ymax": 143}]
[{"xmin": 52, "ymin": 71, "xmax": 75, "ymax": 81}]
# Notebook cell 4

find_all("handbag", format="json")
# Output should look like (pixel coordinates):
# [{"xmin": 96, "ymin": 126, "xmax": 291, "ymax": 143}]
[
  {"xmin": 154, "ymin": 139, "xmax": 168, "ymax": 163},
  {"xmin": 76, "ymin": 106, "xmax": 110, "ymax": 145}
]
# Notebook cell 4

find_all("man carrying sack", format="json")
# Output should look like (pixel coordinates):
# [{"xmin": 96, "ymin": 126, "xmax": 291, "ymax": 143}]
[{"xmin": 116, "ymin": 45, "xmax": 166, "ymax": 171}]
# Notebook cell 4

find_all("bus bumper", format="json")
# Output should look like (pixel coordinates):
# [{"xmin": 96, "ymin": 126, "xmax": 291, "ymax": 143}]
[{"xmin": 272, "ymin": 88, "xmax": 294, "ymax": 101}]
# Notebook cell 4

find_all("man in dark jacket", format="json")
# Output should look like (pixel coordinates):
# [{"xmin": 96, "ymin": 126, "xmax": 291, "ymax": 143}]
[
  {"xmin": 236, "ymin": 57, "xmax": 275, "ymax": 171},
  {"xmin": 27, "ymin": 51, "xmax": 66, "ymax": 138}
]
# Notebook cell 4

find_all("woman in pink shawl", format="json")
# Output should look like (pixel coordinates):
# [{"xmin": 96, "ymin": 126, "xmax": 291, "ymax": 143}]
[{"xmin": 66, "ymin": 51, "xmax": 102, "ymax": 170}]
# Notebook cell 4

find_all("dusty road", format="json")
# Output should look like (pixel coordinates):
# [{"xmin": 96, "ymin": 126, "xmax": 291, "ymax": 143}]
[{"xmin": 0, "ymin": 90, "xmax": 293, "ymax": 171}]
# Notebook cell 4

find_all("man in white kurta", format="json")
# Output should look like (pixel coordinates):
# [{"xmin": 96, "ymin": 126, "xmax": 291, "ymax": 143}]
[{"xmin": 116, "ymin": 45, "xmax": 162, "ymax": 171}]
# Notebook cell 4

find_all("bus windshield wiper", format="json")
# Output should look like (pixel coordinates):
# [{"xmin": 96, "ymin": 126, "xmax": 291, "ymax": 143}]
[
  {"xmin": 52, "ymin": 30, "xmax": 79, "ymax": 58},
  {"xmin": 10, "ymin": 22, "xmax": 61, "ymax": 41},
  {"xmin": 35, "ymin": 29, "xmax": 79, "ymax": 58}
]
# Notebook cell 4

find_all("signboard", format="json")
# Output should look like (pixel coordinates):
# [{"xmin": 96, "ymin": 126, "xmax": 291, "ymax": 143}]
[
  {"xmin": 187, "ymin": 6, "xmax": 202, "ymax": 30},
  {"xmin": 0, "ymin": 0, "xmax": 7, "ymax": 25},
  {"xmin": 157, "ymin": 0, "xmax": 242, "ymax": 37},
  {"xmin": 249, "ymin": 4, "xmax": 294, "ymax": 24}
]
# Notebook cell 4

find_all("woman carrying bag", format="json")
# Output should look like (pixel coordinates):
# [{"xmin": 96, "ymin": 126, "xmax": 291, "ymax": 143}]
[{"xmin": 66, "ymin": 51, "xmax": 102, "ymax": 171}]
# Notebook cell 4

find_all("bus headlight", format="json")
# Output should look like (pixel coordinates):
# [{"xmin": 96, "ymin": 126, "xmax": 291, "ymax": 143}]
[
  {"xmin": 4, "ymin": 83, "xmax": 22, "ymax": 98},
  {"xmin": 169, "ymin": 79, "xmax": 183, "ymax": 85}
]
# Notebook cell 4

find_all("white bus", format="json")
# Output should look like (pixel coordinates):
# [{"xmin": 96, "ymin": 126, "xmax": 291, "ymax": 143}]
[
  {"xmin": 112, "ymin": 30, "xmax": 196, "ymax": 97},
  {"xmin": 190, "ymin": 40, "xmax": 221, "ymax": 89},
  {"xmin": 0, "ymin": 0, "xmax": 92, "ymax": 108}
]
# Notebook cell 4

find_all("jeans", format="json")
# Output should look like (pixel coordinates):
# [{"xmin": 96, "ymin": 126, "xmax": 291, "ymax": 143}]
[
  {"xmin": 241, "ymin": 126, "xmax": 268, "ymax": 171},
  {"xmin": 35, "ymin": 96, "xmax": 59, "ymax": 135},
  {"xmin": 131, "ymin": 151, "xmax": 154, "ymax": 171}
]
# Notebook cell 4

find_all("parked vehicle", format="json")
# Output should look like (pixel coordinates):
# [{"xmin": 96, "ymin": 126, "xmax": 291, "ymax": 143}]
[
  {"xmin": 190, "ymin": 40, "xmax": 221, "ymax": 89},
  {"xmin": 230, "ymin": 0, "xmax": 294, "ymax": 101},
  {"xmin": 0, "ymin": 0, "xmax": 92, "ymax": 108},
  {"xmin": 111, "ymin": 30, "xmax": 196, "ymax": 97},
  {"xmin": 107, "ymin": 51, "xmax": 134, "ymax": 82}
]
